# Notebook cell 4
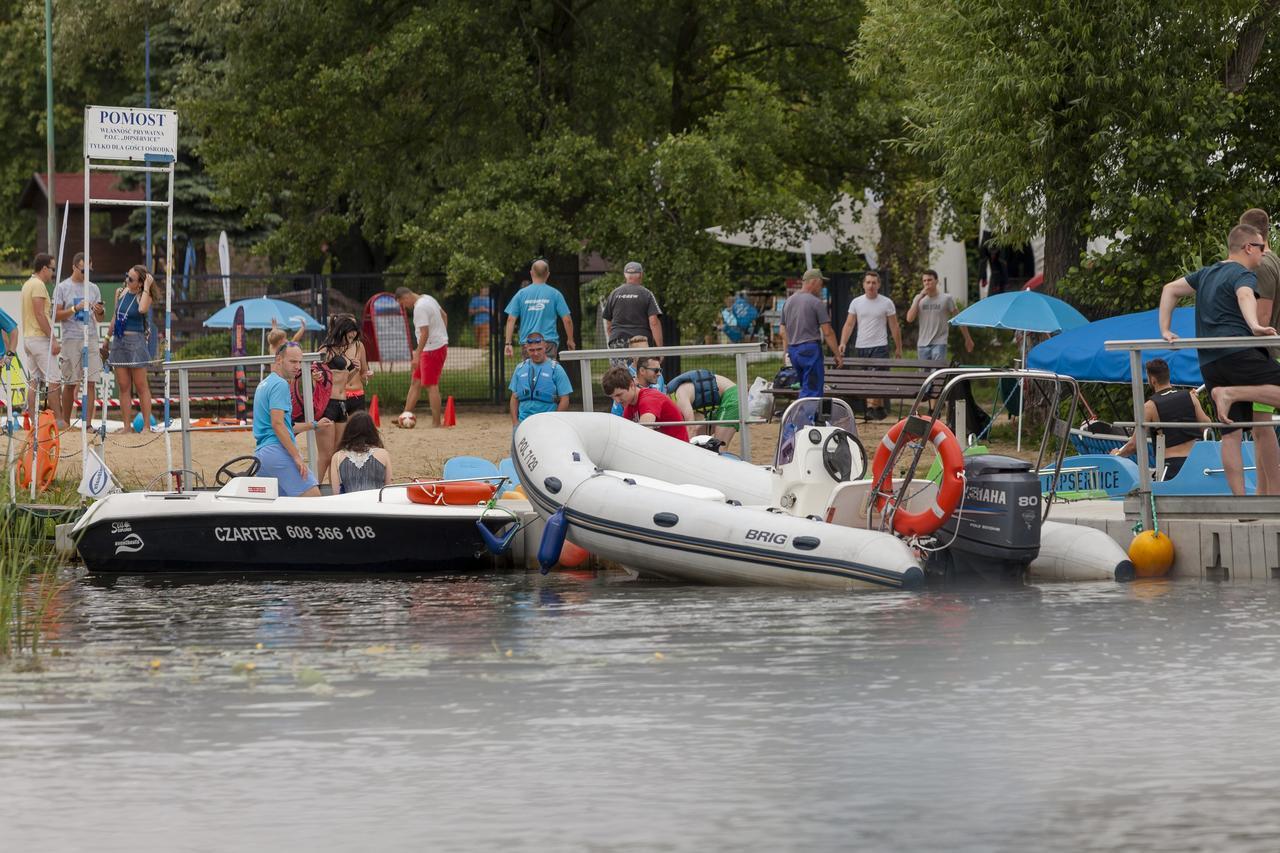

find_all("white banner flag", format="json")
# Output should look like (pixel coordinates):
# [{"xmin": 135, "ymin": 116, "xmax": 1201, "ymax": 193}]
[{"xmin": 78, "ymin": 447, "xmax": 118, "ymax": 499}]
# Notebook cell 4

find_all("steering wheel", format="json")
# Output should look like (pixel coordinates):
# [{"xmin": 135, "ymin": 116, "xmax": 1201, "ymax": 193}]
[
  {"xmin": 822, "ymin": 429, "xmax": 866, "ymax": 483},
  {"xmin": 215, "ymin": 455, "xmax": 261, "ymax": 486}
]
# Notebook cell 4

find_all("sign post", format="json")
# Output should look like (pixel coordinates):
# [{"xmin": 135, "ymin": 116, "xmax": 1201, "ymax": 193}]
[{"xmin": 83, "ymin": 105, "xmax": 179, "ymax": 486}]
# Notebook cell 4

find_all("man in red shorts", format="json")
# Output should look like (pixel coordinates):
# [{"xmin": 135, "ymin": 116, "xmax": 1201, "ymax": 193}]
[
  {"xmin": 602, "ymin": 365, "xmax": 689, "ymax": 442},
  {"xmin": 397, "ymin": 286, "xmax": 449, "ymax": 427},
  {"xmin": 1159, "ymin": 223, "xmax": 1280, "ymax": 495}
]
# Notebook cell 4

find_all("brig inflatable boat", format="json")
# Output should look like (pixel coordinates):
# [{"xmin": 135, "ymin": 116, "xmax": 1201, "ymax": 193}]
[{"xmin": 513, "ymin": 383, "xmax": 1133, "ymax": 589}]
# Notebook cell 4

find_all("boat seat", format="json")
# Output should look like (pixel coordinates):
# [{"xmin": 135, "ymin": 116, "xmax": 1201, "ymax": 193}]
[
  {"xmin": 600, "ymin": 470, "xmax": 726, "ymax": 502},
  {"xmin": 443, "ymin": 455, "xmax": 501, "ymax": 483},
  {"xmin": 497, "ymin": 457, "xmax": 521, "ymax": 496},
  {"xmin": 1151, "ymin": 440, "xmax": 1256, "ymax": 495}
]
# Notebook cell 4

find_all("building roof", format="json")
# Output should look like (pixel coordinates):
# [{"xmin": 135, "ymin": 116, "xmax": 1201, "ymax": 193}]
[{"xmin": 17, "ymin": 172, "xmax": 147, "ymax": 210}]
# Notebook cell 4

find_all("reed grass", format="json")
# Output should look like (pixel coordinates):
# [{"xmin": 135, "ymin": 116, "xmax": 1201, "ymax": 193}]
[{"xmin": 0, "ymin": 507, "xmax": 65, "ymax": 659}]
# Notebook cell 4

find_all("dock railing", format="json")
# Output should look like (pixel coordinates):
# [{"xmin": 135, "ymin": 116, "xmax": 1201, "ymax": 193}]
[
  {"xmin": 163, "ymin": 353, "xmax": 323, "ymax": 491},
  {"xmin": 557, "ymin": 342, "xmax": 768, "ymax": 460},
  {"xmin": 1103, "ymin": 334, "xmax": 1280, "ymax": 528}
]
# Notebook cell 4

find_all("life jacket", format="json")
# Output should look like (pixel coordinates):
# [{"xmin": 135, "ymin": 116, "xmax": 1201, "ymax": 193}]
[
  {"xmin": 666, "ymin": 368, "xmax": 721, "ymax": 412},
  {"xmin": 514, "ymin": 359, "xmax": 560, "ymax": 405}
]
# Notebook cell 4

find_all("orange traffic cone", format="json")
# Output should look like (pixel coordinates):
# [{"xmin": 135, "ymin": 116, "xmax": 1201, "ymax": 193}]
[
  {"xmin": 369, "ymin": 394, "xmax": 381, "ymax": 427},
  {"xmin": 443, "ymin": 395, "xmax": 457, "ymax": 427},
  {"xmin": 22, "ymin": 409, "xmax": 31, "ymax": 432}
]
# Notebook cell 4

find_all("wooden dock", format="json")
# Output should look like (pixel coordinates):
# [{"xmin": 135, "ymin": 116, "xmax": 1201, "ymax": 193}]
[{"xmin": 1049, "ymin": 496, "xmax": 1280, "ymax": 581}]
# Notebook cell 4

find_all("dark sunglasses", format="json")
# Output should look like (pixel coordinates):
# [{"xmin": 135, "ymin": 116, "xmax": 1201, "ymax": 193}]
[{"xmin": 276, "ymin": 341, "xmax": 302, "ymax": 356}]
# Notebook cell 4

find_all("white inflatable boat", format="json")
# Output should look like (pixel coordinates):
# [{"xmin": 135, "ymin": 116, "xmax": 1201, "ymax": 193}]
[
  {"xmin": 513, "ymin": 390, "xmax": 1132, "ymax": 589},
  {"xmin": 512, "ymin": 411, "xmax": 924, "ymax": 590}
]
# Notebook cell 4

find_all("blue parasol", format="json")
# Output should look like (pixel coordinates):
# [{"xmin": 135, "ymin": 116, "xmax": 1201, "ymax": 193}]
[
  {"xmin": 203, "ymin": 296, "xmax": 324, "ymax": 331},
  {"xmin": 1026, "ymin": 308, "xmax": 1201, "ymax": 386},
  {"xmin": 950, "ymin": 290, "xmax": 1088, "ymax": 334}
]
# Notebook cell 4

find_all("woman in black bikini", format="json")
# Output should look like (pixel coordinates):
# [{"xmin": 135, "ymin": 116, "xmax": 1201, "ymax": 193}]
[{"xmin": 318, "ymin": 314, "xmax": 368, "ymax": 465}]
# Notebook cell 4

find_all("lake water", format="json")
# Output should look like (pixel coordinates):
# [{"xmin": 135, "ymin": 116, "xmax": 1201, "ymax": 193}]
[{"xmin": 4, "ymin": 571, "xmax": 1280, "ymax": 852}]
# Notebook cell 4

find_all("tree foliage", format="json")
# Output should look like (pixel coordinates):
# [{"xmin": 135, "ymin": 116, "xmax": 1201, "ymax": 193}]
[{"xmin": 856, "ymin": 0, "xmax": 1280, "ymax": 307}]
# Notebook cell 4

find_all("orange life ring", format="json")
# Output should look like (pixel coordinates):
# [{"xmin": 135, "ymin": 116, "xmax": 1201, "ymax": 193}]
[
  {"xmin": 871, "ymin": 417, "xmax": 964, "ymax": 537},
  {"xmin": 17, "ymin": 410, "xmax": 60, "ymax": 493},
  {"xmin": 408, "ymin": 480, "xmax": 496, "ymax": 506}
]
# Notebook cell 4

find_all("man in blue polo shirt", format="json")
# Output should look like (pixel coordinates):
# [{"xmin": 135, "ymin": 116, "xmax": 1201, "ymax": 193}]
[
  {"xmin": 253, "ymin": 342, "xmax": 331, "ymax": 496},
  {"xmin": 503, "ymin": 259, "xmax": 576, "ymax": 359},
  {"xmin": 508, "ymin": 332, "xmax": 572, "ymax": 425}
]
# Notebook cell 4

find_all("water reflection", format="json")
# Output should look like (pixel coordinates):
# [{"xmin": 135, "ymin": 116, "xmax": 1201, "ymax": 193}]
[{"xmin": 4, "ymin": 572, "xmax": 1280, "ymax": 850}]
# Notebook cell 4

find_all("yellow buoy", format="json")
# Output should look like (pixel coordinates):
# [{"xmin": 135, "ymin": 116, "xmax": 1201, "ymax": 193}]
[{"xmin": 1128, "ymin": 530, "xmax": 1174, "ymax": 577}]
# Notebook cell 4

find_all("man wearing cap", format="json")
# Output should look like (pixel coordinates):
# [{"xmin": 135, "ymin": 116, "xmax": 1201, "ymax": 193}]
[
  {"xmin": 508, "ymin": 332, "xmax": 573, "ymax": 425},
  {"xmin": 780, "ymin": 268, "xmax": 842, "ymax": 399},
  {"xmin": 503, "ymin": 260, "xmax": 575, "ymax": 360},
  {"xmin": 603, "ymin": 261, "xmax": 664, "ymax": 361},
  {"xmin": 839, "ymin": 270, "xmax": 902, "ymax": 420}
]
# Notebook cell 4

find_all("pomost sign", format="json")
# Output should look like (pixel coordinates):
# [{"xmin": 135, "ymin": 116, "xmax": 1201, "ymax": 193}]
[{"xmin": 83, "ymin": 106, "xmax": 178, "ymax": 161}]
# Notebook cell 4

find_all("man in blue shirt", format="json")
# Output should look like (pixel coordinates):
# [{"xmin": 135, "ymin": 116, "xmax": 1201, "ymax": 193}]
[
  {"xmin": 1159, "ymin": 223, "xmax": 1280, "ymax": 495},
  {"xmin": 503, "ymin": 260, "xmax": 576, "ymax": 359},
  {"xmin": 508, "ymin": 332, "xmax": 573, "ymax": 424},
  {"xmin": 0, "ymin": 306, "xmax": 17, "ymax": 368},
  {"xmin": 253, "ymin": 342, "xmax": 331, "ymax": 496}
]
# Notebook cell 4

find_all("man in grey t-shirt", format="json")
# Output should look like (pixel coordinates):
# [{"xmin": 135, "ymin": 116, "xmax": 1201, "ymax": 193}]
[
  {"xmin": 905, "ymin": 269, "xmax": 972, "ymax": 362},
  {"xmin": 52, "ymin": 251, "xmax": 105, "ymax": 423},
  {"xmin": 780, "ymin": 269, "xmax": 842, "ymax": 398},
  {"xmin": 603, "ymin": 261, "xmax": 664, "ymax": 349},
  {"xmin": 1241, "ymin": 208, "xmax": 1280, "ymax": 495}
]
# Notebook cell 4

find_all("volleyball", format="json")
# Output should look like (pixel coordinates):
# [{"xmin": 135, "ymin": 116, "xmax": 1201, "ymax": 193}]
[{"xmin": 398, "ymin": 411, "xmax": 417, "ymax": 429}]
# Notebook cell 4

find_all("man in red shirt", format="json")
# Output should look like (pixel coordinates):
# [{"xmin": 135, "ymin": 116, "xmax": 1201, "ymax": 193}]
[{"xmin": 602, "ymin": 366, "xmax": 689, "ymax": 442}]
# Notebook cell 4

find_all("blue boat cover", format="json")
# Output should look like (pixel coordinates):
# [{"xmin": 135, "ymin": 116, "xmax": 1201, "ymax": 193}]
[{"xmin": 1026, "ymin": 308, "xmax": 1201, "ymax": 386}]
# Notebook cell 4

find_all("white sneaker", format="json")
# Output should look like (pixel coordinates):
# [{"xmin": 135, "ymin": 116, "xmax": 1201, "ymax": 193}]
[{"xmin": 150, "ymin": 423, "xmax": 167, "ymax": 434}]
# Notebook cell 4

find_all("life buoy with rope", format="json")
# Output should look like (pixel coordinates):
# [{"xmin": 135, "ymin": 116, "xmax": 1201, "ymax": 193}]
[
  {"xmin": 871, "ymin": 416, "xmax": 964, "ymax": 537},
  {"xmin": 408, "ymin": 480, "xmax": 496, "ymax": 506},
  {"xmin": 17, "ymin": 409, "xmax": 60, "ymax": 493}
]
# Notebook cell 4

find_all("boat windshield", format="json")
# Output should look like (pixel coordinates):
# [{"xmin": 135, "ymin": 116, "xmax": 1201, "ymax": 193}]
[{"xmin": 774, "ymin": 398, "xmax": 857, "ymax": 467}]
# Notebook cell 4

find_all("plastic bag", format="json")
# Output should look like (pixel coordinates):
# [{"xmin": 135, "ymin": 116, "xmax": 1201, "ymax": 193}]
[{"xmin": 747, "ymin": 376, "xmax": 774, "ymax": 420}]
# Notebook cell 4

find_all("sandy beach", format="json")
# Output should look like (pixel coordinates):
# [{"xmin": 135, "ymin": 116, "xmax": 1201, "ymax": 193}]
[{"xmin": 20, "ymin": 404, "xmax": 1032, "ymax": 493}]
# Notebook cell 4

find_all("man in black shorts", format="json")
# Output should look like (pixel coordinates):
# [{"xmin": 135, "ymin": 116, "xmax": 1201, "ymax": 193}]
[{"xmin": 1159, "ymin": 223, "xmax": 1280, "ymax": 495}]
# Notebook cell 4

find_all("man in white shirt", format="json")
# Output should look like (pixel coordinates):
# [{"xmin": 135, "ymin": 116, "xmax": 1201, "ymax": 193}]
[
  {"xmin": 53, "ymin": 252, "xmax": 106, "ymax": 424},
  {"xmin": 838, "ymin": 270, "xmax": 902, "ymax": 420},
  {"xmin": 396, "ymin": 286, "xmax": 449, "ymax": 427}
]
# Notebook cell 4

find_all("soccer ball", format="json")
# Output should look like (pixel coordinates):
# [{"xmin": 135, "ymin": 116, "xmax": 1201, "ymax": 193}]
[{"xmin": 398, "ymin": 411, "xmax": 417, "ymax": 429}]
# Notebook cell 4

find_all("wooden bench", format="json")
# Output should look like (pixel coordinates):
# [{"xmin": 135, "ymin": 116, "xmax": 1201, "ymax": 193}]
[{"xmin": 773, "ymin": 357, "xmax": 949, "ymax": 418}]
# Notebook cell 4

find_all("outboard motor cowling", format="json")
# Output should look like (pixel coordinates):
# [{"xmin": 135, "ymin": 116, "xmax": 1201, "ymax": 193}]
[{"xmin": 925, "ymin": 454, "xmax": 1041, "ymax": 583}]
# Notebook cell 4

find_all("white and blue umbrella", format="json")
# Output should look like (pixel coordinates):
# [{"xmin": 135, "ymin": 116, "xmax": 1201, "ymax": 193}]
[{"xmin": 203, "ymin": 296, "xmax": 324, "ymax": 331}]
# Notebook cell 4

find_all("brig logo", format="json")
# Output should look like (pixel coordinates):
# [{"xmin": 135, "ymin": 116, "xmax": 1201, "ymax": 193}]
[{"xmin": 114, "ymin": 533, "xmax": 144, "ymax": 555}]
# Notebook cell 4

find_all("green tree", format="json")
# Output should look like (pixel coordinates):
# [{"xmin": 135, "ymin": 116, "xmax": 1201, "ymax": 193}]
[{"xmin": 856, "ymin": 0, "xmax": 1280, "ymax": 300}]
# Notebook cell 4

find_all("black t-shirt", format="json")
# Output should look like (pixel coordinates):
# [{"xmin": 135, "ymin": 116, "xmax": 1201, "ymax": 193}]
[
  {"xmin": 1150, "ymin": 387, "xmax": 1200, "ymax": 447},
  {"xmin": 602, "ymin": 283, "xmax": 662, "ymax": 343}
]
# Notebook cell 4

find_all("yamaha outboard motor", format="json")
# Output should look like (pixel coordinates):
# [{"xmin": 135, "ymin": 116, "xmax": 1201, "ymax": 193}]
[{"xmin": 924, "ymin": 454, "xmax": 1041, "ymax": 583}]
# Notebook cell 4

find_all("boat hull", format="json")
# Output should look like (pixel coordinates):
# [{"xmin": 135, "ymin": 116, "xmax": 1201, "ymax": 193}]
[{"xmin": 72, "ymin": 491, "xmax": 508, "ymax": 574}]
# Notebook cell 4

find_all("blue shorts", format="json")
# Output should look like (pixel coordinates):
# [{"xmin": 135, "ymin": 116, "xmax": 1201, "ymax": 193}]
[
  {"xmin": 254, "ymin": 441, "xmax": 319, "ymax": 496},
  {"xmin": 787, "ymin": 341, "xmax": 825, "ymax": 398}
]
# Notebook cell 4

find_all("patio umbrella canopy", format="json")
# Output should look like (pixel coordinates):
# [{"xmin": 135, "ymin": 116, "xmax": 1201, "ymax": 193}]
[
  {"xmin": 1026, "ymin": 308, "xmax": 1202, "ymax": 386},
  {"xmin": 950, "ymin": 290, "xmax": 1088, "ymax": 334},
  {"xmin": 203, "ymin": 296, "xmax": 324, "ymax": 331}
]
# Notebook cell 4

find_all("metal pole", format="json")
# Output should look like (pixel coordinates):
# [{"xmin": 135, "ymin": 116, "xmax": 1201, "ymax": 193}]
[
  {"xmin": 161, "ymin": 160, "xmax": 175, "ymax": 482},
  {"xmin": 144, "ymin": 26, "xmax": 152, "ymax": 268},
  {"xmin": 735, "ymin": 350, "xmax": 750, "ymax": 460},
  {"xmin": 1129, "ymin": 349, "xmax": 1153, "ymax": 531},
  {"xmin": 43, "ymin": 0, "xmax": 55, "ymax": 255},
  {"xmin": 579, "ymin": 360, "xmax": 594, "ymax": 412},
  {"xmin": 301, "ymin": 369, "xmax": 318, "ymax": 475},
  {"xmin": 178, "ymin": 368, "xmax": 191, "ymax": 490}
]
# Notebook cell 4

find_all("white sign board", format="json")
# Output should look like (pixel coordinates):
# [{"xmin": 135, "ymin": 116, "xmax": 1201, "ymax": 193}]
[{"xmin": 83, "ymin": 105, "xmax": 178, "ymax": 162}]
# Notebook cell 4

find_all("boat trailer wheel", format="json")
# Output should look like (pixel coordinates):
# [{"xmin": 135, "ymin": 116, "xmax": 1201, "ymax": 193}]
[
  {"xmin": 822, "ymin": 429, "xmax": 866, "ymax": 482},
  {"xmin": 215, "ymin": 455, "xmax": 261, "ymax": 486}
]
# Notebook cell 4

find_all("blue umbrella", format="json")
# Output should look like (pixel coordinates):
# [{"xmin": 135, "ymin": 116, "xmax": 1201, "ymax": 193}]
[
  {"xmin": 950, "ymin": 290, "xmax": 1088, "ymax": 334},
  {"xmin": 1026, "ymin": 308, "xmax": 1201, "ymax": 386},
  {"xmin": 203, "ymin": 296, "xmax": 324, "ymax": 331}
]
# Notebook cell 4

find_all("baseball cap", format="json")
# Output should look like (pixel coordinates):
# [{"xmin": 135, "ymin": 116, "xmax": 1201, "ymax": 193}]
[
  {"xmin": 525, "ymin": 332, "xmax": 545, "ymax": 343},
  {"xmin": 801, "ymin": 268, "xmax": 828, "ymax": 282},
  {"xmin": 624, "ymin": 261, "xmax": 643, "ymax": 274}
]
